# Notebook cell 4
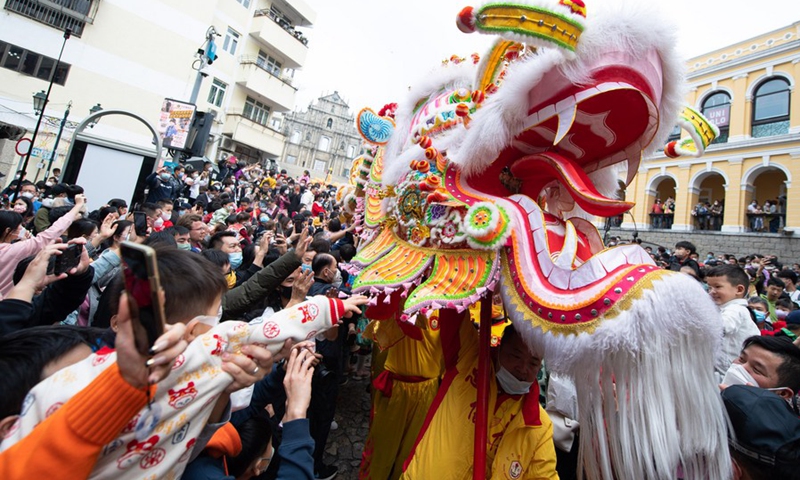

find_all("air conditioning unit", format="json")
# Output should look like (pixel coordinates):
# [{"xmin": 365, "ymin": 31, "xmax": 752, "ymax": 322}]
[{"xmin": 221, "ymin": 136, "xmax": 234, "ymax": 151}]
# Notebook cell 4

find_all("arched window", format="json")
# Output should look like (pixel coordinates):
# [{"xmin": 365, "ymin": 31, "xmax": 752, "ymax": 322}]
[
  {"xmin": 318, "ymin": 136, "xmax": 330, "ymax": 152},
  {"xmin": 326, "ymin": 118, "xmax": 333, "ymax": 128},
  {"xmin": 289, "ymin": 130, "xmax": 301, "ymax": 144},
  {"xmin": 752, "ymin": 78, "xmax": 790, "ymax": 138},
  {"xmin": 701, "ymin": 92, "xmax": 730, "ymax": 144}
]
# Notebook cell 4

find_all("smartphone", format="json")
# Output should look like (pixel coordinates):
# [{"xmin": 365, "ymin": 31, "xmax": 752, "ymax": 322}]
[
  {"xmin": 47, "ymin": 243, "xmax": 83, "ymax": 276},
  {"xmin": 132, "ymin": 211, "xmax": 148, "ymax": 237},
  {"xmin": 294, "ymin": 219, "xmax": 304, "ymax": 234},
  {"xmin": 120, "ymin": 242, "xmax": 167, "ymax": 356}
]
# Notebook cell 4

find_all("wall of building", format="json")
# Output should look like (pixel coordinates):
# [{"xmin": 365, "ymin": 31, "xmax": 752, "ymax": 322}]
[{"xmin": 623, "ymin": 23, "xmax": 800, "ymax": 235}]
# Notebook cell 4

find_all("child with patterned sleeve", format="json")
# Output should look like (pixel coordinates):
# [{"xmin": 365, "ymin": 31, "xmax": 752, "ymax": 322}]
[{"xmin": 0, "ymin": 295, "xmax": 362, "ymax": 480}]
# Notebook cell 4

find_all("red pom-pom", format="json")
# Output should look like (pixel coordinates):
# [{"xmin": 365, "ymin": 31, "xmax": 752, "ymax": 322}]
[
  {"xmin": 378, "ymin": 102, "xmax": 398, "ymax": 119},
  {"xmin": 456, "ymin": 6, "xmax": 476, "ymax": 33},
  {"xmin": 664, "ymin": 141, "xmax": 680, "ymax": 158},
  {"xmin": 455, "ymin": 103, "xmax": 470, "ymax": 117},
  {"xmin": 419, "ymin": 136, "xmax": 432, "ymax": 149}
]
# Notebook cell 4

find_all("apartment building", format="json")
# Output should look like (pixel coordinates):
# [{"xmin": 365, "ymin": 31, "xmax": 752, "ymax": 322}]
[{"xmin": 0, "ymin": 0, "xmax": 315, "ymax": 184}]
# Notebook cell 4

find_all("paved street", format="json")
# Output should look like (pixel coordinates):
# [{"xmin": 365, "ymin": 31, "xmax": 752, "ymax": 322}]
[{"xmin": 325, "ymin": 374, "xmax": 372, "ymax": 480}]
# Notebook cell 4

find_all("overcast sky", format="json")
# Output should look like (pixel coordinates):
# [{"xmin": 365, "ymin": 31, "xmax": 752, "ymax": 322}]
[{"xmin": 291, "ymin": 0, "xmax": 794, "ymax": 113}]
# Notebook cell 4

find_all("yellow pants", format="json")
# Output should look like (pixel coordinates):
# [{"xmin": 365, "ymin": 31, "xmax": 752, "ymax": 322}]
[{"xmin": 359, "ymin": 377, "xmax": 439, "ymax": 480}]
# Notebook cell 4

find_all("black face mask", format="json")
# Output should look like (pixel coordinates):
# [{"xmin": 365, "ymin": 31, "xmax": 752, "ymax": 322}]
[{"xmin": 280, "ymin": 285, "xmax": 294, "ymax": 299}]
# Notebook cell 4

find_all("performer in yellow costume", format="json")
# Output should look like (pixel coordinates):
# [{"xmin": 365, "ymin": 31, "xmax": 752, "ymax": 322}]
[
  {"xmin": 400, "ymin": 309, "xmax": 557, "ymax": 480},
  {"xmin": 359, "ymin": 313, "xmax": 444, "ymax": 480}
]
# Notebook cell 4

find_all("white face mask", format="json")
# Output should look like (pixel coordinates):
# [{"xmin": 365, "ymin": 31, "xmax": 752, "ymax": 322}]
[
  {"xmin": 161, "ymin": 211, "xmax": 171, "ymax": 221},
  {"xmin": 332, "ymin": 269, "xmax": 343, "ymax": 288},
  {"xmin": 21, "ymin": 192, "xmax": 34, "ymax": 199},
  {"xmin": 496, "ymin": 365, "xmax": 533, "ymax": 395},
  {"xmin": 153, "ymin": 217, "xmax": 164, "ymax": 229},
  {"xmin": 722, "ymin": 363, "xmax": 757, "ymax": 387}
]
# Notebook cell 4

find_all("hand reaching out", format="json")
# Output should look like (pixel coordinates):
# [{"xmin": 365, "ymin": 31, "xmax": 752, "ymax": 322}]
[
  {"xmin": 288, "ymin": 268, "xmax": 314, "ymax": 308},
  {"xmin": 66, "ymin": 237, "xmax": 92, "ymax": 275},
  {"xmin": 342, "ymin": 294, "xmax": 369, "ymax": 318},
  {"xmin": 283, "ymin": 347, "xmax": 316, "ymax": 422}
]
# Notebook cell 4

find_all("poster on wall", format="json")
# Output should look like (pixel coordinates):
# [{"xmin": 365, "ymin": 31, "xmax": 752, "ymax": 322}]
[{"xmin": 157, "ymin": 98, "xmax": 196, "ymax": 151}]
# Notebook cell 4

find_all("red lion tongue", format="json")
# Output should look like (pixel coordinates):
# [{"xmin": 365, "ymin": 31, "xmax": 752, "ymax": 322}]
[{"xmin": 510, "ymin": 152, "xmax": 633, "ymax": 217}]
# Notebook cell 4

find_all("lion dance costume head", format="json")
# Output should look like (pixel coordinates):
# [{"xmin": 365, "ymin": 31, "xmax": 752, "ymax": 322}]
[{"xmin": 347, "ymin": 1, "xmax": 728, "ymax": 478}]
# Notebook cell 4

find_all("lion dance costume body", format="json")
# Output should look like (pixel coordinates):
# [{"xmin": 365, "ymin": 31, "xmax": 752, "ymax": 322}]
[{"xmin": 346, "ymin": 1, "xmax": 729, "ymax": 479}]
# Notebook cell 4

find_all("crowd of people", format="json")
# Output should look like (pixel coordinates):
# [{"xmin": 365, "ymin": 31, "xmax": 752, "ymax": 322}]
[
  {"xmin": 0, "ymin": 158, "xmax": 798, "ymax": 480},
  {"xmin": 0, "ymin": 158, "xmax": 368, "ymax": 480}
]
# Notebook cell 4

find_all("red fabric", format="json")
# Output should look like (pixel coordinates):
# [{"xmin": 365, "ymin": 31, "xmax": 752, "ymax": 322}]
[
  {"xmin": 372, "ymin": 371, "xmax": 429, "ymax": 398},
  {"xmin": 761, "ymin": 321, "xmax": 787, "ymax": 336},
  {"xmin": 396, "ymin": 318, "xmax": 423, "ymax": 341}
]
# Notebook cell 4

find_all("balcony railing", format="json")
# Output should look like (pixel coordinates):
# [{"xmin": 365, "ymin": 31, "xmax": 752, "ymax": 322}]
[
  {"xmin": 239, "ymin": 56, "xmax": 296, "ymax": 89},
  {"xmin": 4, "ymin": 0, "xmax": 98, "ymax": 37},
  {"xmin": 746, "ymin": 213, "xmax": 785, "ymax": 233},
  {"xmin": 691, "ymin": 212, "xmax": 723, "ymax": 231},
  {"xmin": 254, "ymin": 8, "xmax": 309, "ymax": 45},
  {"xmin": 226, "ymin": 109, "xmax": 283, "ymax": 133},
  {"xmin": 649, "ymin": 213, "xmax": 674, "ymax": 230}
]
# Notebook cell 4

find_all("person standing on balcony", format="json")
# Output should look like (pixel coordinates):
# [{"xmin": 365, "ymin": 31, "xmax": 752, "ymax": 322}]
[
  {"xmin": 710, "ymin": 200, "xmax": 723, "ymax": 231},
  {"xmin": 747, "ymin": 200, "xmax": 764, "ymax": 231},
  {"xmin": 651, "ymin": 199, "xmax": 663, "ymax": 229},
  {"xmin": 664, "ymin": 197, "xmax": 675, "ymax": 228}
]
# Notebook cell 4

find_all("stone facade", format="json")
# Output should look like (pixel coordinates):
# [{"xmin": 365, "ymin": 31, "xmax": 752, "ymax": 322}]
[
  {"xmin": 608, "ymin": 227, "xmax": 800, "ymax": 260},
  {"xmin": 279, "ymin": 91, "xmax": 362, "ymax": 184}
]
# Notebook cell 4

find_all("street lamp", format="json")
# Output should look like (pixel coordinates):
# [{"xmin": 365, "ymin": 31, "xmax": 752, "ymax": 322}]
[
  {"xmin": 43, "ymin": 101, "xmax": 73, "ymax": 182},
  {"xmin": 88, "ymin": 103, "xmax": 102, "ymax": 128},
  {"xmin": 12, "ymin": 28, "xmax": 71, "ymax": 202},
  {"xmin": 32, "ymin": 91, "xmax": 47, "ymax": 115}
]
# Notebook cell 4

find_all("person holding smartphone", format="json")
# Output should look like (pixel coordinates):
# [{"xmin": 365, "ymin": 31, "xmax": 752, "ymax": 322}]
[
  {"xmin": 1, "ymin": 239, "xmax": 93, "ymax": 335},
  {"xmin": 0, "ymin": 194, "xmax": 87, "ymax": 299}
]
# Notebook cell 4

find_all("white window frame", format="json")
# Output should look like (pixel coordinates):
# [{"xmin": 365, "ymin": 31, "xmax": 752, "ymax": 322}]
[
  {"xmin": 313, "ymin": 159, "xmax": 327, "ymax": 172},
  {"xmin": 243, "ymin": 96, "xmax": 270, "ymax": 126},
  {"xmin": 223, "ymin": 27, "xmax": 240, "ymax": 55},
  {"xmin": 207, "ymin": 78, "xmax": 227, "ymax": 107},
  {"xmin": 318, "ymin": 136, "xmax": 330, "ymax": 152},
  {"xmin": 257, "ymin": 50, "xmax": 282, "ymax": 77}
]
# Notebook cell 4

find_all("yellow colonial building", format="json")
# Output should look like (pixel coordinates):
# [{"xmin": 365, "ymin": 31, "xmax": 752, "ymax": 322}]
[{"xmin": 623, "ymin": 21, "xmax": 800, "ymax": 234}]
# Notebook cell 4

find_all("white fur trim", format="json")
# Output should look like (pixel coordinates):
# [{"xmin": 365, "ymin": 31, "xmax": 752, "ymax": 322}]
[{"xmin": 503, "ymin": 272, "xmax": 731, "ymax": 480}]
